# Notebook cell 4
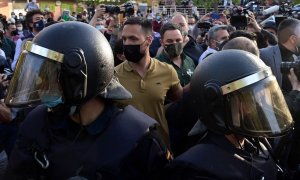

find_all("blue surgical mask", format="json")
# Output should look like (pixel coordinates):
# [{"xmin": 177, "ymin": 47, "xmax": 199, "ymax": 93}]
[
  {"xmin": 96, "ymin": 25, "xmax": 104, "ymax": 30},
  {"xmin": 41, "ymin": 96, "xmax": 63, "ymax": 108},
  {"xmin": 156, "ymin": 16, "xmax": 161, "ymax": 20}
]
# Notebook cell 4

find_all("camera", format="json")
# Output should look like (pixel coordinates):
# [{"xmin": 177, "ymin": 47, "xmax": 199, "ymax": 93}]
[
  {"xmin": 124, "ymin": 2, "xmax": 134, "ymax": 16},
  {"xmin": 198, "ymin": 21, "xmax": 213, "ymax": 29},
  {"xmin": 230, "ymin": 9, "xmax": 250, "ymax": 29},
  {"xmin": 281, "ymin": 60, "xmax": 300, "ymax": 80},
  {"xmin": 102, "ymin": 5, "xmax": 121, "ymax": 14},
  {"xmin": 198, "ymin": 21, "xmax": 213, "ymax": 37}
]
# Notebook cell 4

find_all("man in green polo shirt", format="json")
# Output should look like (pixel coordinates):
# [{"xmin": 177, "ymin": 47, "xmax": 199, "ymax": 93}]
[
  {"xmin": 115, "ymin": 17, "xmax": 183, "ymax": 146},
  {"xmin": 156, "ymin": 23, "xmax": 195, "ymax": 88}
]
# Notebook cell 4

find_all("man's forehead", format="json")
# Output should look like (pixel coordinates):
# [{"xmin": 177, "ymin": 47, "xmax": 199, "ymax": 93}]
[
  {"xmin": 123, "ymin": 24, "xmax": 144, "ymax": 34},
  {"xmin": 171, "ymin": 16, "xmax": 186, "ymax": 24}
]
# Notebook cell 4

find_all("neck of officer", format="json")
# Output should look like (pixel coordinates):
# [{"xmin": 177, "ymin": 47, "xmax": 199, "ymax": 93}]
[
  {"xmin": 225, "ymin": 134, "xmax": 245, "ymax": 149},
  {"xmin": 70, "ymin": 97, "xmax": 105, "ymax": 126},
  {"xmin": 128, "ymin": 50, "xmax": 151, "ymax": 78}
]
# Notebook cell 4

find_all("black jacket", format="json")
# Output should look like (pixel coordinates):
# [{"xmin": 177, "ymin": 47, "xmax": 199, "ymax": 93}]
[
  {"xmin": 164, "ymin": 132, "xmax": 278, "ymax": 180},
  {"xmin": 6, "ymin": 104, "xmax": 169, "ymax": 180}
]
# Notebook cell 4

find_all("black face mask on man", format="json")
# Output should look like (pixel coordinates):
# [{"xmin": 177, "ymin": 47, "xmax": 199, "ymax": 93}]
[
  {"xmin": 164, "ymin": 42, "xmax": 183, "ymax": 58},
  {"xmin": 123, "ymin": 41, "xmax": 146, "ymax": 63},
  {"xmin": 33, "ymin": 19, "xmax": 45, "ymax": 31}
]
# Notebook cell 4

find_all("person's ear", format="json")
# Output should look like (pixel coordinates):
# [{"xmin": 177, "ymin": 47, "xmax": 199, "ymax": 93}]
[
  {"xmin": 290, "ymin": 35, "xmax": 297, "ymax": 44},
  {"xmin": 145, "ymin": 35, "xmax": 153, "ymax": 46},
  {"xmin": 117, "ymin": 54, "xmax": 126, "ymax": 61},
  {"xmin": 160, "ymin": 38, "xmax": 164, "ymax": 46}
]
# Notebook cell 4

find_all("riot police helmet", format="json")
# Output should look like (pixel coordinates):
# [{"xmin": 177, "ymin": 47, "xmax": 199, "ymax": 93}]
[
  {"xmin": 5, "ymin": 21, "xmax": 131, "ymax": 107},
  {"xmin": 190, "ymin": 49, "xmax": 293, "ymax": 137}
]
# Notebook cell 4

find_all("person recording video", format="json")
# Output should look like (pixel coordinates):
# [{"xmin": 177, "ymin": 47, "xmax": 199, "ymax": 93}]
[{"xmin": 260, "ymin": 18, "xmax": 300, "ymax": 179}]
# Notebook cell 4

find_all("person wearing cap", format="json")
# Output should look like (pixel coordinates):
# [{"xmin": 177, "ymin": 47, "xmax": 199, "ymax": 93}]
[
  {"xmin": 5, "ymin": 21, "xmax": 169, "ymax": 179},
  {"xmin": 263, "ymin": 20, "xmax": 277, "ymax": 35}
]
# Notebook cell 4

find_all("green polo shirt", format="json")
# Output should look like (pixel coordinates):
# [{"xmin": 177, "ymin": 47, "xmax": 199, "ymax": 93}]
[
  {"xmin": 115, "ymin": 58, "xmax": 181, "ymax": 146},
  {"xmin": 156, "ymin": 50, "xmax": 195, "ymax": 86}
]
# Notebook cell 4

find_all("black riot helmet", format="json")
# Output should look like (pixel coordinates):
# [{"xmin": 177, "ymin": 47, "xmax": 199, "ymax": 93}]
[
  {"xmin": 190, "ymin": 50, "xmax": 293, "ymax": 138},
  {"xmin": 5, "ymin": 22, "xmax": 131, "ymax": 107}
]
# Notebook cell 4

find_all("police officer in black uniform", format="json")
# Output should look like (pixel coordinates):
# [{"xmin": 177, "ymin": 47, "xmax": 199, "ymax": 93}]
[
  {"xmin": 4, "ymin": 22, "xmax": 169, "ymax": 179},
  {"xmin": 163, "ymin": 50, "xmax": 294, "ymax": 179}
]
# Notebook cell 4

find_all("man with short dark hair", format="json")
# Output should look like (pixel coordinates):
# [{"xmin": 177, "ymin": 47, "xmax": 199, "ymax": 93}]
[
  {"xmin": 260, "ymin": 18, "xmax": 300, "ymax": 91},
  {"xmin": 156, "ymin": 23, "xmax": 195, "ymax": 88},
  {"xmin": 198, "ymin": 25, "xmax": 229, "ymax": 62},
  {"xmin": 115, "ymin": 17, "xmax": 183, "ymax": 146},
  {"xmin": 4, "ymin": 23, "xmax": 16, "ymax": 41}
]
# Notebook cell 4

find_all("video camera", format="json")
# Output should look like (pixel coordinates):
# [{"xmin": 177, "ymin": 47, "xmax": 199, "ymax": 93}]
[
  {"xmin": 101, "ymin": 2, "xmax": 134, "ymax": 16},
  {"xmin": 102, "ymin": 5, "xmax": 121, "ymax": 14},
  {"xmin": 245, "ymin": 0, "xmax": 261, "ymax": 14},
  {"xmin": 281, "ymin": 60, "xmax": 300, "ymax": 80},
  {"xmin": 198, "ymin": 21, "xmax": 213, "ymax": 37},
  {"xmin": 230, "ymin": 8, "xmax": 250, "ymax": 29}
]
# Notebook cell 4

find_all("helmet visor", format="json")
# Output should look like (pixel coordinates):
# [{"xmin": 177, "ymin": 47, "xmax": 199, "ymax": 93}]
[
  {"xmin": 5, "ymin": 51, "xmax": 62, "ymax": 107},
  {"xmin": 228, "ymin": 75, "xmax": 293, "ymax": 137}
]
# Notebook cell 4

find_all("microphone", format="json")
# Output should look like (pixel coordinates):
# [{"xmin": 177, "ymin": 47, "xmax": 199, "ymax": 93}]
[{"xmin": 262, "ymin": 5, "xmax": 280, "ymax": 15}]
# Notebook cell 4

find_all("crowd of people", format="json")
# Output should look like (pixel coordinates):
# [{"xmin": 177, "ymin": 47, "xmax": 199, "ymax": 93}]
[{"xmin": 0, "ymin": 1, "xmax": 300, "ymax": 179}]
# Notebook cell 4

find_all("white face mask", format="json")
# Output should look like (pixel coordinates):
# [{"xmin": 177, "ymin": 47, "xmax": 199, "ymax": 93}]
[
  {"xmin": 188, "ymin": 25, "xmax": 194, "ymax": 31},
  {"xmin": 17, "ymin": 27, "xmax": 23, "ymax": 31}
]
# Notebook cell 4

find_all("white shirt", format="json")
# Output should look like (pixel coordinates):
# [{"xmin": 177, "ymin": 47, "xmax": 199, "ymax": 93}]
[
  {"xmin": 11, "ymin": 38, "xmax": 23, "ymax": 71},
  {"xmin": 12, "ymin": 33, "xmax": 35, "ymax": 71},
  {"xmin": 198, "ymin": 47, "xmax": 217, "ymax": 63}
]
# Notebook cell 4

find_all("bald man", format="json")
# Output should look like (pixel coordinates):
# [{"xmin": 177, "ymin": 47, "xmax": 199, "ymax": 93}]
[
  {"xmin": 171, "ymin": 13, "xmax": 204, "ymax": 66},
  {"xmin": 222, "ymin": 37, "xmax": 259, "ymax": 57}
]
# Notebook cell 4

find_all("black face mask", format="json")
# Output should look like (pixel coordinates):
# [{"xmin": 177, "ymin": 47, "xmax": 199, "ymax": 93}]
[
  {"xmin": 33, "ymin": 19, "xmax": 45, "ymax": 31},
  {"xmin": 123, "ymin": 41, "xmax": 146, "ymax": 63},
  {"xmin": 164, "ymin": 42, "xmax": 183, "ymax": 58},
  {"xmin": 11, "ymin": 30, "xmax": 18, "ymax": 36}
]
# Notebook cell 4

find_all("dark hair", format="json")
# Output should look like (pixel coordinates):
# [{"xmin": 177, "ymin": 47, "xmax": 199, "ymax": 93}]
[
  {"xmin": 278, "ymin": 18, "xmax": 300, "ymax": 43},
  {"xmin": 123, "ymin": 17, "xmax": 152, "ymax": 36},
  {"xmin": 113, "ymin": 39, "xmax": 124, "ymax": 66},
  {"xmin": 229, "ymin": 30, "xmax": 257, "ymax": 41},
  {"xmin": 15, "ymin": 21, "xmax": 23, "ymax": 25},
  {"xmin": 45, "ymin": 21, "xmax": 57, "ymax": 27},
  {"xmin": 25, "ymin": 9, "xmax": 44, "ymax": 31},
  {"xmin": 160, "ymin": 22, "xmax": 183, "ymax": 40},
  {"xmin": 5, "ymin": 23, "xmax": 16, "ymax": 31}
]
